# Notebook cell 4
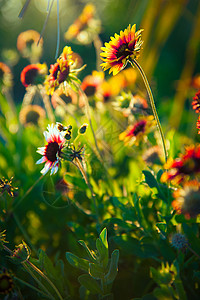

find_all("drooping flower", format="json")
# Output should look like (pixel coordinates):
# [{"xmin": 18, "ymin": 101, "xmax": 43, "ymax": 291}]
[
  {"xmin": 36, "ymin": 124, "xmax": 66, "ymax": 175},
  {"xmin": 44, "ymin": 46, "xmax": 76, "ymax": 95},
  {"xmin": 20, "ymin": 63, "xmax": 47, "ymax": 87},
  {"xmin": 172, "ymin": 180, "xmax": 200, "ymax": 219},
  {"xmin": 100, "ymin": 24, "xmax": 143, "ymax": 76},
  {"xmin": 192, "ymin": 90, "xmax": 200, "ymax": 113},
  {"xmin": 17, "ymin": 30, "xmax": 43, "ymax": 63},
  {"xmin": 119, "ymin": 116, "xmax": 155, "ymax": 146},
  {"xmin": 161, "ymin": 145, "xmax": 200, "ymax": 184},
  {"xmin": 0, "ymin": 62, "xmax": 13, "ymax": 89},
  {"xmin": 51, "ymin": 87, "xmax": 78, "ymax": 108},
  {"xmin": 19, "ymin": 104, "xmax": 46, "ymax": 126}
]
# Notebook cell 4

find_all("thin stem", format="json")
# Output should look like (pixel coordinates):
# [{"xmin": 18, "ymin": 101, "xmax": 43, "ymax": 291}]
[
  {"xmin": 40, "ymin": 86, "xmax": 55, "ymax": 123},
  {"xmin": 129, "ymin": 58, "xmax": 167, "ymax": 163},
  {"xmin": 14, "ymin": 276, "xmax": 51, "ymax": 299},
  {"xmin": 188, "ymin": 246, "xmax": 200, "ymax": 260},
  {"xmin": 26, "ymin": 260, "xmax": 63, "ymax": 300},
  {"xmin": 93, "ymin": 34, "xmax": 103, "ymax": 72},
  {"xmin": 22, "ymin": 262, "xmax": 54, "ymax": 300}
]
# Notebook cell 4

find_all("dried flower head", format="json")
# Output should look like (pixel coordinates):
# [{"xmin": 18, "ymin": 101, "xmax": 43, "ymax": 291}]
[
  {"xmin": 0, "ymin": 177, "xmax": 18, "ymax": 197},
  {"xmin": 17, "ymin": 30, "xmax": 43, "ymax": 63},
  {"xmin": 36, "ymin": 124, "xmax": 66, "ymax": 175},
  {"xmin": 171, "ymin": 233, "xmax": 188, "ymax": 251},
  {"xmin": 172, "ymin": 180, "xmax": 200, "ymax": 219},
  {"xmin": 0, "ymin": 62, "xmax": 13, "ymax": 89},
  {"xmin": 19, "ymin": 104, "xmax": 46, "ymax": 126},
  {"xmin": 192, "ymin": 90, "xmax": 200, "ymax": 113},
  {"xmin": 20, "ymin": 63, "xmax": 47, "ymax": 87},
  {"xmin": 119, "ymin": 116, "xmax": 155, "ymax": 146},
  {"xmin": 100, "ymin": 24, "xmax": 143, "ymax": 75},
  {"xmin": 161, "ymin": 145, "xmax": 200, "ymax": 184},
  {"xmin": 0, "ymin": 269, "xmax": 14, "ymax": 295}
]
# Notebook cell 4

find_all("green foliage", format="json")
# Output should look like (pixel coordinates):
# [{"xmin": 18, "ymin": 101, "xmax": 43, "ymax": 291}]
[{"xmin": 66, "ymin": 228, "xmax": 119, "ymax": 298}]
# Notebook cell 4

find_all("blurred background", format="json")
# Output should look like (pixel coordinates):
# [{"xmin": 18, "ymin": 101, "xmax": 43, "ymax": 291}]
[{"xmin": 0, "ymin": 0, "xmax": 200, "ymax": 131}]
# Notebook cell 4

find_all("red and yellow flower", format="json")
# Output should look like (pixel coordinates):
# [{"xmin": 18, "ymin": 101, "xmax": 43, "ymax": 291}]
[
  {"xmin": 81, "ymin": 71, "xmax": 104, "ymax": 97},
  {"xmin": 172, "ymin": 180, "xmax": 200, "ymax": 219},
  {"xmin": 20, "ymin": 63, "xmax": 47, "ymax": 87},
  {"xmin": 161, "ymin": 145, "xmax": 200, "ymax": 184},
  {"xmin": 100, "ymin": 24, "xmax": 143, "ymax": 76},
  {"xmin": 192, "ymin": 90, "xmax": 200, "ymax": 113},
  {"xmin": 45, "ymin": 46, "xmax": 75, "ymax": 95},
  {"xmin": 119, "ymin": 116, "xmax": 155, "ymax": 146}
]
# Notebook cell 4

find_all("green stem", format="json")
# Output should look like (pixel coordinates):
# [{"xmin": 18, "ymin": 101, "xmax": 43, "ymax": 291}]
[
  {"xmin": 22, "ymin": 262, "xmax": 54, "ymax": 300},
  {"xmin": 26, "ymin": 260, "xmax": 63, "ymax": 300},
  {"xmin": 129, "ymin": 58, "xmax": 167, "ymax": 163},
  {"xmin": 14, "ymin": 276, "xmax": 51, "ymax": 299}
]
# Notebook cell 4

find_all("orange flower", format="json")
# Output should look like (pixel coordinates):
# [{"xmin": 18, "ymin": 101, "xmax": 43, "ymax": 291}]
[
  {"xmin": 17, "ymin": 30, "xmax": 43, "ymax": 62},
  {"xmin": 196, "ymin": 115, "xmax": 200, "ymax": 134},
  {"xmin": 100, "ymin": 24, "xmax": 143, "ymax": 75},
  {"xmin": 161, "ymin": 145, "xmax": 200, "ymax": 184},
  {"xmin": 20, "ymin": 63, "xmax": 47, "ymax": 87},
  {"xmin": 172, "ymin": 180, "xmax": 200, "ymax": 219},
  {"xmin": 81, "ymin": 71, "xmax": 104, "ymax": 97},
  {"xmin": 119, "ymin": 116, "xmax": 155, "ymax": 146}
]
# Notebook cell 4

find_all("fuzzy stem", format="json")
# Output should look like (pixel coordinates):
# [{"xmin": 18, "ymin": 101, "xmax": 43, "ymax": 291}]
[{"xmin": 129, "ymin": 58, "xmax": 167, "ymax": 162}]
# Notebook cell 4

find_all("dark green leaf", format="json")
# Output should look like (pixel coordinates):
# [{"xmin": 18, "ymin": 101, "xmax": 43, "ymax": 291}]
[
  {"xmin": 66, "ymin": 252, "xmax": 89, "ymax": 272},
  {"xmin": 78, "ymin": 274, "xmax": 102, "ymax": 295},
  {"xmin": 105, "ymin": 249, "xmax": 119, "ymax": 284}
]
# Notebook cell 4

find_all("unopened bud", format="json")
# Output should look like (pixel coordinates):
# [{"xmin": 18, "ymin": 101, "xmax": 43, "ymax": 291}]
[{"xmin": 79, "ymin": 123, "xmax": 88, "ymax": 134}]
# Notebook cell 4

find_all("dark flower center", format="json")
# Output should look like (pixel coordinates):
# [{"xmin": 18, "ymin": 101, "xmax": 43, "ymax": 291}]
[
  {"xmin": 132, "ymin": 120, "xmax": 146, "ymax": 136},
  {"xmin": 116, "ymin": 43, "xmax": 132, "ymax": 59},
  {"xmin": 45, "ymin": 142, "xmax": 60, "ymax": 162},
  {"xmin": 84, "ymin": 84, "xmax": 96, "ymax": 97},
  {"xmin": 52, "ymin": 64, "xmax": 69, "ymax": 83},
  {"xmin": 26, "ymin": 110, "xmax": 40, "ymax": 124},
  {"xmin": 24, "ymin": 68, "xmax": 38, "ymax": 85}
]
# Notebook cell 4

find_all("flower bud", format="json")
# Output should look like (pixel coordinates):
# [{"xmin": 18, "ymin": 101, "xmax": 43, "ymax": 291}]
[{"xmin": 79, "ymin": 123, "xmax": 88, "ymax": 134}]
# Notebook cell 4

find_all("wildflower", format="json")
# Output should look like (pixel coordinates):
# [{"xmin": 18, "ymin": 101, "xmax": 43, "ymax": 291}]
[
  {"xmin": 0, "ymin": 62, "xmax": 13, "ymax": 89},
  {"xmin": 19, "ymin": 104, "xmax": 46, "ymax": 126},
  {"xmin": 119, "ymin": 116, "xmax": 155, "ymax": 146},
  {"xmin": 20, "ymin": 63, "xmax": 47, "ymax": 87},
  {"xmin": 0, "ymin": 270, "xmax": 14, "ymax": 295},
  {"xmin": 172, "ymin": 180, "xmax": 200, "ymax": 219},
  {"xmin": 100, "ymin": 24, "xmax": 143, "ymax": 75},
  {"xmin": 192, "ymin": 90, "xmax": 200, "ymax": 113},
  {"xmin": 64, "ymin": 3, "xmax": 101, "ymax": 44},
  {"xmin": 171, "ymin": 233, "xmax": 188, "ymax": 252},
  {"xmin": 17, "ymin": 30, "xmax": 43, "ymax": 62},
  {"xmin": 99, "ymin": 81, "xmax": 113, "ymax": 102},
  {"xmin": 196, "ymin": 115, "xmax": 200, "ymax": 134},
  {"xmin": 142, "ymin": 146, "xmax": 162, "ymax": 166},
  {"xmin": 51, "ymin": 87, "xmax": 79, "ymax": 108},
  {"xmin": 0, "ymin": 177, "xmax": 18, "ymax": 197},
  {"xmin": 161, "ymin": 145, "xmax": 200, "ymax": 184},
  {"xmin": 45, "ymin": 46, "xmax": 77, "ymax": 95},
  {"xmin": 81, "ymin": 71, "xmax": 104, "ymax": 97},
  {"xmin": 36, "ymin": 124, "xmax": 66, "ymax": 175}
]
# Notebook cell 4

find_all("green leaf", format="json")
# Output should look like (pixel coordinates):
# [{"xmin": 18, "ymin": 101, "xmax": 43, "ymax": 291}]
[
  {"xmin": 96, "ymin": 228, "xmax": 109, "ymax": 268},
  {"xmin": 89, "ymin": 263, "xmax": 104, "ymax": 279},
  {"xmin": 105, "ymin": 249, "xmax": 119, "ymax": 284},
  {"xmin": 66, "ymin": 252, "xmax": 89, "ymax": 272},
  {"xmin": 78, "ymin": 240, "xmax": 97, "ymax": 262},
  {"xmin": 142, "ymin": 170, "xmax": 167, "ymax": 202},
  {"xmin": 78, "ymin": 274, "xmax": 102, "ymax": 295}
]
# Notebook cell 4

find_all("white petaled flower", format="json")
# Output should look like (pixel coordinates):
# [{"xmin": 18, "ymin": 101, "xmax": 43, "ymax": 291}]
[{"xmin": 36, "ymin": 124, "xmax": 65, "ymax": 175}]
